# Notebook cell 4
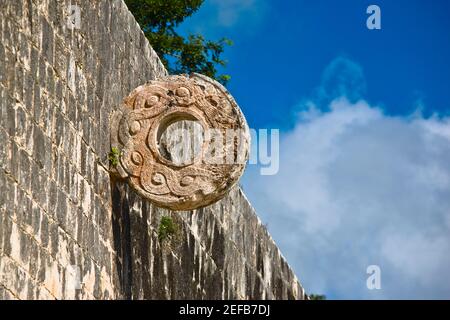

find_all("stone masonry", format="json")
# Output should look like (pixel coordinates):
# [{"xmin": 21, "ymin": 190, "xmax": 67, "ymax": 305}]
[{"xmin": 0, "ymin": 0, "xmax": 305, "ymax": 299}]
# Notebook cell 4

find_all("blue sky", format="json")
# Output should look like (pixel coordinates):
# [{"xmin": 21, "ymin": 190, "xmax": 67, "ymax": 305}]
[
  {"xmin": 178, "ymin": 1, "xmax": 450, "ymax": 299},
  {"xmin": 180, "ymin": 0, "xmax": 450, "ymax": 129}
]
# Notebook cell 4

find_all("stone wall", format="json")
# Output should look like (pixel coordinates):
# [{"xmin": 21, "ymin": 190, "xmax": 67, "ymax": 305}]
[{"xmin": 0, "ymin": 0, "xmax": 305, "ymax": 299}]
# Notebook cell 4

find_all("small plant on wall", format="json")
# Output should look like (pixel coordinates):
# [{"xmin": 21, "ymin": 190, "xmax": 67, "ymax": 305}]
[
  {"xmin": 108, "ymin": 147, "xmax": 120, "ymax": 167},
  {"xmin": 158, "ymin": 216, "xmax": 180, "ymax": 243}
]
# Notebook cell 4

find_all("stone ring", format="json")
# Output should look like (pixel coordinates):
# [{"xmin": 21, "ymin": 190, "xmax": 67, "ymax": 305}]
[{"xmin": 111, "ymin": 74, "xmax": 250, "ymax": 211}]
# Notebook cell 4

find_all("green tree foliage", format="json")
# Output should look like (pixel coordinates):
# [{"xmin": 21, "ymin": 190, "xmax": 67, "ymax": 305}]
[{"xmin": 125, "ymin": 0, "xmax": 232, "ymax": 85}]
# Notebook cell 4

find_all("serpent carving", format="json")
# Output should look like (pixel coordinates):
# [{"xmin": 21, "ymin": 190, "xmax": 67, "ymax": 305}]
[{"xmin": 110, "ymin": 73, "xmax": 250, "ymax": 211}]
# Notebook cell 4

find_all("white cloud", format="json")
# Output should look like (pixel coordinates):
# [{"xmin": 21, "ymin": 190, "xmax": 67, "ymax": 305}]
[{"xmin": 242, "ymin": 97, "xmax": 450, "ymax": 299}]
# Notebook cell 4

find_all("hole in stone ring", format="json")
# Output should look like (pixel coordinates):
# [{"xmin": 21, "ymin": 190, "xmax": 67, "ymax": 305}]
[{"xmin": 157, "ymin": 113, "xmax": 205, "ymax": 166}]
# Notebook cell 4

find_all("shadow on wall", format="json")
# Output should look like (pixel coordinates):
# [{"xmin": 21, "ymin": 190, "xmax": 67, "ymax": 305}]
[
  {"xmin": 111, "ymin": 180, "xmax": 133, "ymax": 299},
  {"xmin": 110, "ymin": 180, "xmax": 202, "ymax": 299},
  {"xmin": 109, "ymin": 179, "xmax": 228, "ymax": 299}
]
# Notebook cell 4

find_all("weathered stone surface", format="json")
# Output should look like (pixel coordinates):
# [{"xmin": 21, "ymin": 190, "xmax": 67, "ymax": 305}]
[
  {"xmin": 0, "ymin": 0, "xmax": 305, "ymax": 300},
  {"xmin": 111, "ymin": 74, "xmax": 250, "ymax": 211}
]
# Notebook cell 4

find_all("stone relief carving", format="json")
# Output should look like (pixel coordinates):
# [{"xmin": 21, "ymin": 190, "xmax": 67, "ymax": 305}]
[{"xmin": 111, "ymin": 73, "xmax": 250, "ymax": 211}]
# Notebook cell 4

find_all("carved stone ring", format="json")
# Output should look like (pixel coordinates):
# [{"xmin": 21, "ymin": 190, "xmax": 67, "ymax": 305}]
[{"xmin": 111, "ymin": 74, "xmax": 250, "ymax": 211}]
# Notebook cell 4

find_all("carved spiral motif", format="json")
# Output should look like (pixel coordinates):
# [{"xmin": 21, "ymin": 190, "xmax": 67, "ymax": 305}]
[{"xmin": 111, "ymin": 74, "xmax": 250, "ymax": 211}]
